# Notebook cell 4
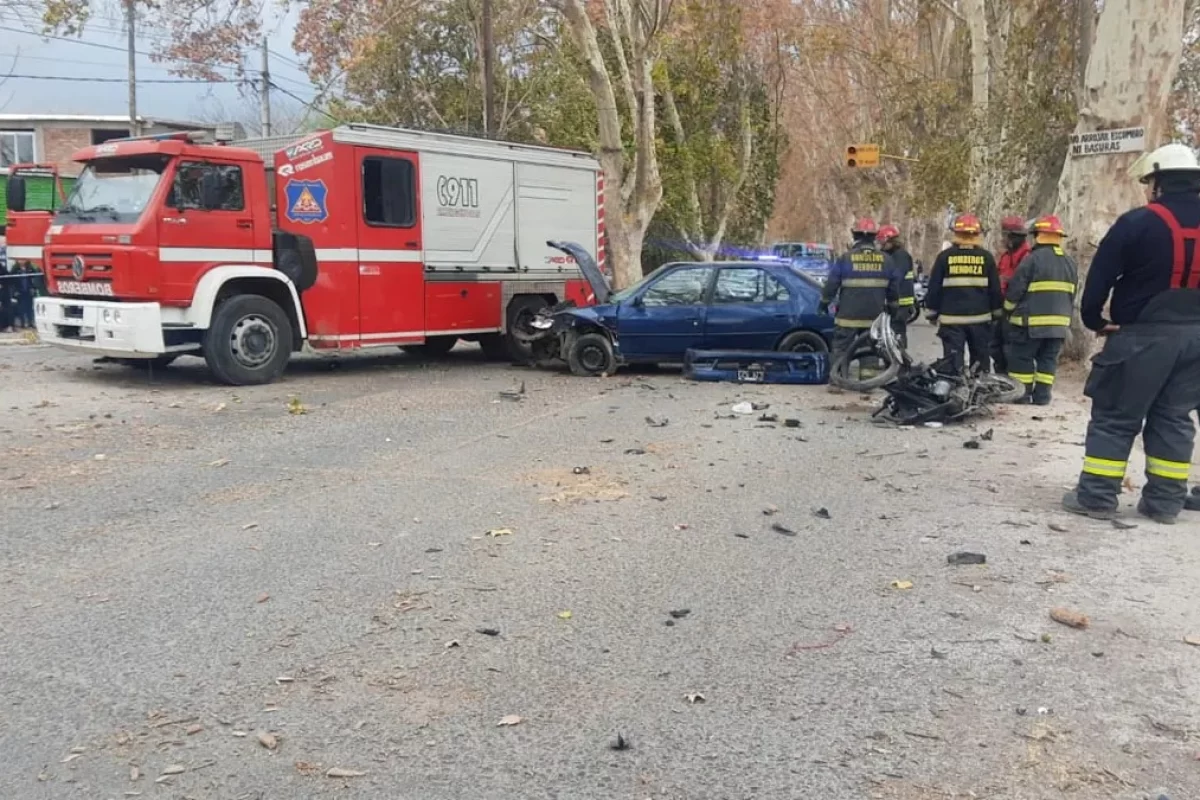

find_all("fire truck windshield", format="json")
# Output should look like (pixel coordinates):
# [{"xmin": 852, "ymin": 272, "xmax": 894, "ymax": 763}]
[{"xmin": 58, "ymin": 155, "xmax": 170, "ymax": 223}]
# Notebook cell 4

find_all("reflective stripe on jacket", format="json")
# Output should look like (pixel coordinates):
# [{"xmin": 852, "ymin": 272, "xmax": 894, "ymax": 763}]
[{"xmin": 1004, "ymin": 244, "xmax": 1077, "ymax": 338}]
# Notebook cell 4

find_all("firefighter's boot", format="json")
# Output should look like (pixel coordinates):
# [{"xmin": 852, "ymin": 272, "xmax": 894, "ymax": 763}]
[
  {"xmin": 1031, "ymin": 382, "xmax": 1052, "ymax": 406},
  {"xmin": 1185, "ymin": 487, "xmax": 1200, "ymax": 512},
  {"xmin": 1137, "ymin": 498, "xmax": 1178, "ymax": 525},
  {"xmin": 1060, "ymin": 490, "xmax": 1117, "ymax": 520}
]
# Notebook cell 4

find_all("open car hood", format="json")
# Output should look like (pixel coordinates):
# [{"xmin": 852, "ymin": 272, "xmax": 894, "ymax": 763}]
[{"xmin": 548, "ymin": 240, "xmax": 611, "ymax": 304}]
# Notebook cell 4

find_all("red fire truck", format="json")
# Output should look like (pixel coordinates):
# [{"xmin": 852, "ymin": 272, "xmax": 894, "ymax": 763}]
[
  {"xmin": 12, "ymin": 124, "xmax": 605, "ymax": 384},
  {"xmin": 4, "ymin": 163, "xmax": 69, "ymax": 269}
]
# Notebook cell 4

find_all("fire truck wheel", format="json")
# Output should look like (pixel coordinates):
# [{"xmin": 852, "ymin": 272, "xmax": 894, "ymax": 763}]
[
  {"xmin": 504, "ymin": 296, "xmax": 549, "ymax": 361},
  {"xmin": 400, "ymin": 336, "xmax": 458, "ymax": 357},
  {"xmin": 204, "ymin": 294, "xmax": 293, "ymax": 386},
  {"xmin": 567, "ymin": 332, "xmax": 615, "ymax": 377}
]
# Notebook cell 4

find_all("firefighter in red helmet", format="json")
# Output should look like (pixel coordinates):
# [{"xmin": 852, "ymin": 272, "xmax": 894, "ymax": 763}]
[
  {"xmin": 877, "ymin": 224, "xmax": 914, "ymax": 349},
  {"xmin": 925, "ymin": 213, "xmax": 1003, "ymax": 372},
  {"xmin": 1003, "ymin": 214, "xmax": 1077, "ymax": 404},
  {"xmin": 820, "ymin": 217, "xmax": 901, "ymax": 365},
  {"xmin": 991, "ymin": 215, "xmax": 1031, "ymax": 372}
]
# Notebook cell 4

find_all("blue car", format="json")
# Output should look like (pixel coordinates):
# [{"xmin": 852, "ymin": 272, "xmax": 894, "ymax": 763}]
[{"xmin": 536, "ymin": 242, "xmax": 835, "ymax": 377}]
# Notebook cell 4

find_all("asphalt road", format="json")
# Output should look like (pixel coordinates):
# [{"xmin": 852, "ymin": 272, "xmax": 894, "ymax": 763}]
[{"xmin": 1, "ymin": 325, "xmax": 1198, "ymax": 800}]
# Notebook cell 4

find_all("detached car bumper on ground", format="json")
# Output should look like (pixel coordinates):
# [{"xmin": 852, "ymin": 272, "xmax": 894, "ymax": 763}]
[{"xmin": 528, "ymin": 242, "xmax": 836, "ymax": 377}]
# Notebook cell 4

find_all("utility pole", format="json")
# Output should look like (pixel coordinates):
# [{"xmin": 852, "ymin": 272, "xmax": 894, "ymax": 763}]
[
  {"xmin": 126, "ymin": 0, "xmax": 140, "ymax": 136},
  {"xmin": 260, "ymin": 38, "xmax": 272, "ymax": 137},
  {"xmin": 481, "ymin": 0, "xmax": 495, "ymax": 137}
]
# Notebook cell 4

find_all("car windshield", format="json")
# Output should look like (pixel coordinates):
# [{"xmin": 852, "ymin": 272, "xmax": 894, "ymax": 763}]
[
  {"xmin": 788, "ymin": 265, "xmax": 826, "ymax": 289},
  {"xmin": 609, "ymin": 264, "xmax": 671, "ymax": 303},
  {"xmin": 57, "ymin": 155, "xmax": 170, "ymax": 223}
]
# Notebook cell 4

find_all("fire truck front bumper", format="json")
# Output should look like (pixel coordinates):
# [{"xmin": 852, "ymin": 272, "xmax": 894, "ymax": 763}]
[{"xmin": 35, "ymin": 297, "xmax": 176, "ymax": 357}]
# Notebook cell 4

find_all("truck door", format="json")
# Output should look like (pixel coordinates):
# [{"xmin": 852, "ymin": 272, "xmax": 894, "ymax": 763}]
[
  {"xmin": 159, "ymin": 160, "xmax": 259, "ymax": 297},
  {"xmin": 353, "ymin": 148, "xmax": 424, "ymax": 341}
]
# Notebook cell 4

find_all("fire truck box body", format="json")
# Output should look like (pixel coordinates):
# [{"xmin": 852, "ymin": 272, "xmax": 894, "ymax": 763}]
[{"xmin": 33, "ymin": 124, "xmax": 604, "ymax": 384}]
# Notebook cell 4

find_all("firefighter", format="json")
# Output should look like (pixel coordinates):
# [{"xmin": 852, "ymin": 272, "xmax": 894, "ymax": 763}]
[
  {"xmin": 925, "ymin": 214, "xmax": 1002, "ymax": 373},
  {"xmin": 820, "ymin": 217, "xmax": 900, "ymax": 366},
  {"xmin": 991, "ymin": 215, "xmax": 1031, "ymax": 372},
  {"xmin": 1003, "ymin": 214, "xmax": 1076, "ymax": 404},
  {"xmin": 877, "ymin": 224, "xmax": 914, "ymax": 349},
  {"xmin": 1063, "ymin": 143, "xmax": 1200, "ymax": 524}
]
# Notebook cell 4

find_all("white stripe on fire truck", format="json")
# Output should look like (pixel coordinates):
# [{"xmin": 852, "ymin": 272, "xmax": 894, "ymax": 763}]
[
  {"xmin": 7, "ymin": 245, "xmax": 43, "ymax": 259},
  {"xmin": 313, "ymin": 248, "xmax": 423, "ymax": 263},
  {"xmin": 158, "ymin": 247, "xmax": 274, "ymax": 264}
]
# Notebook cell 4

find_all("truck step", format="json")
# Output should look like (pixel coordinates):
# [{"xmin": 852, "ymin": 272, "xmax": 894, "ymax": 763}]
[{"xmin": 683, "ymin": 349, "xmax": 829, "ymax": 385}]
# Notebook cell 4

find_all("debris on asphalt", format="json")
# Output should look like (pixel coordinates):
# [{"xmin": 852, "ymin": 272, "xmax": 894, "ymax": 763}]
[
  {"xmin": 762, "ymin": 504, "xmax": 779, "ymax": 516},
  {"xmin": 668, "ymin": 609, "xmax": 691, "ymax": 619},
  {"xmin": 287, "ymin": 396, "xmax": 306, "ymax": 415},
  {"xmin": 161, "ymin": 764, "xmax": 186, "ymax": 776},
  {"xmin": 980, "ymin": 428, "xmax": 994, "ymax": 441},
  {"xmin": 1049, "ymin": 607, "xmax": 1090, "ymax": 629},
  {"xmin": 325, "ymin": 767, "xmax": 367, "ymax": 778},
  {"xmin": 731, "ymin": 402, "xmax": 755, "ymax": 415},
  {"xmin": 758, "ymin": 413, "xmax": 778, "ymax": 422},
  {"xmin": 812, "ymin": 507, "xmax": 831, "ymax": 519},
  {"xmin": 497, "ymin": 715, "xmax": 523, "ymax": 727},
  {"xmin": 963, "ymin": 439, "xmax": 981, "ymax": 450},
  {"xmin": 787, "ymin": 624, "xmax": 853, "ymax": 654},
  {"xmin": 256, "ymin": 593, "xmax": 270, "ymax": 603},
  {"xmin": 130, "ymin": 766, "xmax": 140, "ymax": 781},
  {"xmin": 673, "ymin": 523, "xmax": 689, "ymax": 531},
  {"xmin": 624, "ymin": 447, "xmax": 647, "ymax": 455},
  {"xmin": 186, "ymin": 723, "xmax": 204, "ymax": 735},
  {"xmin": 242, "ymin": 522, "xmax": 259, "ymax": 530},
  {"xmin": 924, "ymin": 421, "xmax": 943, "ymax": 428},
  {"xmin": 685, "ymin": 693, "xmax": 706, "ymax": 704},
  {"xmin": 785, "ymin": 418, "xmax": 801, "ymax": 427},
  {"xmin": 645, "ymin": 416, "xmax": 668, "ymax": 427},
  {"xmin": 445, "ymin": 639, "xmax": 461, "ymax": 648},
  {"xmin": 257, "ymin": 731, "xmax": 279, "ymax": 750},
  {"xmin": 771, "ymin": 522, "xmax": 796, "ymax": 537},
  {"xmin": 734, "ymin": 533, "xmax": 749, "ymax": 539},
  {"xmin": 476, "ymin": 627, "xmax": 501, "ymax": 636},
  {"xmin": 947, "ymin": 552, "xmax": 987, "ymax": 566},
  {"xmin": 94, "ymin": 453, "xmax": 107, "ymax": 461},
  {"xmin": 1183, "ymin": 635, "xmax": 1200, "ymax": 647},
  {"xmin": 1047, "ymin": 523, "xmax": 1069, "ymax": 533},
  {"xmin": 930, "ymin": 646, "xmax": 948, "ymax": 660},
  {"xmin": 572, "ymin": 466, "xmax": 590, "ymax": 475},
  {"xmin": 890, "ymin": 580, "xmax": 914, "ymax": 590},
  {"xmin": 557, "ymin": 610, "xmax": 573, "ymax": 619},
  {"xmin": 486, "ymin": 527, "xmax": 513, "ymax": 537},
  {"xmin": 650, "ymin": 495, "xmax": 667, "ymax": 501},
  {"xmin": 209, "ymin": 457, "xmax": 231, "ymax": 467},
  {"xmin": 1112, "ymin": 519, "xmax": 1138, "ymax": 530},
  {"xmin": 609, "ymin": 732, "xmax": 630, "ymax": 751},
  {"xmin": 498, "ymin": 381, "xmax": 526, "ymax": 401}
]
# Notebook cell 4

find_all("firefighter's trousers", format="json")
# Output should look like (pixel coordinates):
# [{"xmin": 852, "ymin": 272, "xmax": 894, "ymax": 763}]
[
  {"xmin": 937, "ymin": 323, "xmax": 991, "ymax": 373},
  {"xmin": 891, "ymin": 316, "xmax": 909, "ymax": 353},
  {"xmin": 1076, "ymin": 324, "xmax": 1200, "ymax": 517},
  {"xmin": 990, "ymin": 320, "xmax": 1008, "ymax": 373},
  {"xmin": 1006, "ymin": 327, "xmax": 1064, "ymax": 404}
]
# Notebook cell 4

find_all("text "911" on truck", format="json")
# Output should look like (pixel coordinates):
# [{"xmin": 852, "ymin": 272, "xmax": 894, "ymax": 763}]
[{"xmin": 6, "ymin": 124, "xmax": 606, "ymax": 385}]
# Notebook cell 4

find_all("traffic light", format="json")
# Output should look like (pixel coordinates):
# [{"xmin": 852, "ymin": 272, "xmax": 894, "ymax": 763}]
[{"xmin": 845, "ymin": 143, "xmax": 880, "ymax": 168}]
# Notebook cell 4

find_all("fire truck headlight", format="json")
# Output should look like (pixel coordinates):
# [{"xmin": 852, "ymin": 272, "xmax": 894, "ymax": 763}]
[
  {"xmin": 112, "ymin": 310, "xmax": 122, "ymax": 324},
  {"xmin": 102, "ymin": 309, "xmax": 112, "ymax": 323}
]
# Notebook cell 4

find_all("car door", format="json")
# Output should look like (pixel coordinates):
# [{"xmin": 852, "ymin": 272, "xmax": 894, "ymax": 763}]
[
  {"xmin": 703, "ymin": 267, "xmax": 793, "ymax": 351},
  {"xmin": 617, "ymin": 266, "xmax": 714, "ymax": 359}
]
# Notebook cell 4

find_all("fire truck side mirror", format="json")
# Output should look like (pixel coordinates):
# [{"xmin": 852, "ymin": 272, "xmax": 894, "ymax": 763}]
[
  {"xmin": 200, "ymin": 171, "xmax": 223, "ymax": 211},
  {"xmin": 6, "ymin": 175, "xmax": 26, "ymax": 213}
]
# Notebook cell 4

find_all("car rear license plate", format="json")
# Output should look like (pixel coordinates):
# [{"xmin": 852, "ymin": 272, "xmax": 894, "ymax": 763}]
[{"xmin": 737, "ymin": 367, "xmax": 766, "ymax": 383}]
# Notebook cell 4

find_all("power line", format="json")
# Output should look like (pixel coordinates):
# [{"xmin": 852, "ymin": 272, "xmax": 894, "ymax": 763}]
[{"xmin": 1, "ymin": 73, "xmax": 227, "ymax": 84}]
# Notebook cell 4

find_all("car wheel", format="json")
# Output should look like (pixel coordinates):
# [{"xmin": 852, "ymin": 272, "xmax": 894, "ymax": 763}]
[
  {"xmin": 778, "ymin": 330, "xmax": 829, "ymax": 354},
  {"xmin": 400, "ymin": 336, "xmax": 458, "ymax": 357},
  {"xmin": 202, "ymin": 294, "xmax": 293, "ymax": 386},
  {"xmin": 504, "ymin": 296, "xmax": 548, "ymax": 361},
  {"xmin": 567, "ymin": 332, "xmax": 615, "ymax": 377}
]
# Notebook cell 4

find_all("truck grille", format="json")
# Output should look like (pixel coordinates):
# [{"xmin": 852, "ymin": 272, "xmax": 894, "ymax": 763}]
[{"xmin": 50, "ymin": 252, "xmax": 115, "ymax": 275}]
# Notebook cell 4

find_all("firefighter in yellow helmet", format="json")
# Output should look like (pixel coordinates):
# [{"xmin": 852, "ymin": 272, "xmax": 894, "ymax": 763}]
[{"xmin": 925, "ymin": 214, "xmax": 1003, "ymax": 372}]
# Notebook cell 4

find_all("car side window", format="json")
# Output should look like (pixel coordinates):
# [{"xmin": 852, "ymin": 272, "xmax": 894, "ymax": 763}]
[
  {"xmin": 167, "ymin": 162, "xmax": 244, "ymax": 211},
  {"xmin": 641, "ymin": 268, "xmax": 713, "ymax": 307},
  {"xmin": 713, "ymin": 269, "xmax": 791, "ymax": 304}
]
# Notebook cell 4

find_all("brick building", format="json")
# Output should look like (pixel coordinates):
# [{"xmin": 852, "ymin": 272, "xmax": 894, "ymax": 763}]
[{"xmin": 0, "ymin": 113, "xmax": 221, "ymax": 177}]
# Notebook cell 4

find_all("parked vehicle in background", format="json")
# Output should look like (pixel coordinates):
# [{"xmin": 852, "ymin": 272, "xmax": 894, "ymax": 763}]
[
  {"xmin": 531, "ymin": 242, "xmax": 835, "ymax": 377},
  {"xmin": 15, "ymin": 125, "xmax": 604, "ymax": 385},
  {"xmin": 765, "ymin": 240, "xmax": 834, "ymax": 284},
  {"xmin": 3, "ymin": 163, "xmax": 70, "ymax": 271}
]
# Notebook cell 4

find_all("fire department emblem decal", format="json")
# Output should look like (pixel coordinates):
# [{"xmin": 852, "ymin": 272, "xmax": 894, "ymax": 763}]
[
  {"xmin": 72, "ymin": 255, "xmax": 86, "ymax": 280},
  {"xmin": 284, "ymin": 180, "xmax": 329, "ymax": 224}
]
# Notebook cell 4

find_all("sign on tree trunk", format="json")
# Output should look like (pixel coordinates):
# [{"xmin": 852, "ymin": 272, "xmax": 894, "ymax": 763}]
[{"xmin": 1068, "ymin": 127, "xmax": 1146, "ymax": 157}]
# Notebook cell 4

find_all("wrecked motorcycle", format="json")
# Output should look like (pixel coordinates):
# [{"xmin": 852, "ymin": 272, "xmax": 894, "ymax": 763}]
[{"xmin": 872, "ymin": 361, "xmax": 1026, "ymax": 426}]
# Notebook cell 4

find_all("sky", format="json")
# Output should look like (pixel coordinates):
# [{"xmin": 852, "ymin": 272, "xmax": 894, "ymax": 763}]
[{"xmin": 0, "ymin": 6, "xmax": 319, "ymax": 129}]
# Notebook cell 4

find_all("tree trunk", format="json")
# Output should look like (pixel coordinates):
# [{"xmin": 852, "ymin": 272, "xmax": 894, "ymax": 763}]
[{"xmin": 1056, "ymin": 0, "xmax": 1188, "ymax": 360}]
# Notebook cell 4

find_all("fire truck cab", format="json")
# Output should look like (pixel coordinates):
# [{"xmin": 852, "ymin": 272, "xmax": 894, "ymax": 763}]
[
  {"xmin": 19, "ymin": 124, "xmax": 604, "ymax": 385},
  {"xmin": 4, "ymin": 163, "xmax": 69, "ymax": 270}
]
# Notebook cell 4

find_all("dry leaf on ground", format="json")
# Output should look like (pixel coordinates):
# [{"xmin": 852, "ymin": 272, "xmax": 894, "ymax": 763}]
[
  {"xmin": 1050, "ymin": 607, "xmax": 1089, "ymax": 629},
  {"xmin": 326, "ymin": 767, "xmax": 366, "ymax": 778},
  {"xmin": 497, "ymin": 715, "xmax": 523, "ymax": 726}
]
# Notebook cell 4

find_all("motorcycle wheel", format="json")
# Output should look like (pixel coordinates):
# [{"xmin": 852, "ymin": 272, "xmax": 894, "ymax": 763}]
[
  {"xmin": 830, "ymin": 334, "xmax": 901, "ymax": 391},
  {"xmin": 974, "ymin": 373, "xmax": 1027, "ymax": 404}
]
